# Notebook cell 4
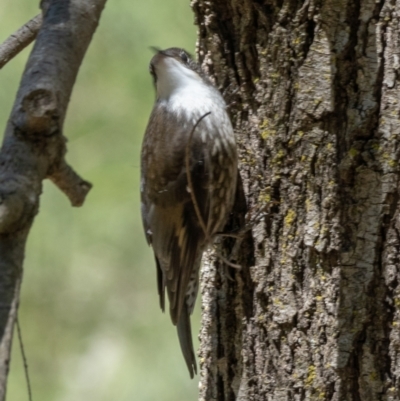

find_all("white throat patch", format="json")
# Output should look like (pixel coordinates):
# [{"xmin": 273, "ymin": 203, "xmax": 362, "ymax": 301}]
[{"xmin": 155, "ymin": 57, "xmax": 204, "ymax": 100}]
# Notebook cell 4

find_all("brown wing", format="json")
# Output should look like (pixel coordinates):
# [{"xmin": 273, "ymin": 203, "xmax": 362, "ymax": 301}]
[{"xmin": 140, "ymin": 102, "xmax": 210, "ymax": 324}]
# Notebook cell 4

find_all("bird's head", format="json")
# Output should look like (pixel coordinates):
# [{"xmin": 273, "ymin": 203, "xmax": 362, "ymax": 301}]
[{"xmin": 149, "ymin": 47, "xmax": 208, "ymax": 99}]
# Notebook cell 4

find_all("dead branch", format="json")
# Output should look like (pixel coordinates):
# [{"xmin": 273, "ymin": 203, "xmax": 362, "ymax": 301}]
[
  {"xmin": 0, "ymin": 14, "xmax": 43, "ymax": 69},
  {"xmin": 0, "ymin": 0, "xmax": 107, "ymax": 399}
]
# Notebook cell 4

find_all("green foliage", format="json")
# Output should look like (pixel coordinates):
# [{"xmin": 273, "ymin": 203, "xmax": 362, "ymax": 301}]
[{"xmin": 0, "ymin": 1, "xmax": 198, "ymax": 400}]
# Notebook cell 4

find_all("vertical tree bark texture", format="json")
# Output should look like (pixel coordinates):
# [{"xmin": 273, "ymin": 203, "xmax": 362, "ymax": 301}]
[{"xmin": 192, "ymin": 1, "xmax": 400, "ymax": 400}]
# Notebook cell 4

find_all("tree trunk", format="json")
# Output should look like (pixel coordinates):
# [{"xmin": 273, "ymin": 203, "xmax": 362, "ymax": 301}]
[{"xmin": 192, "ymin": 1, "xmax": 400, "ymax": 400}]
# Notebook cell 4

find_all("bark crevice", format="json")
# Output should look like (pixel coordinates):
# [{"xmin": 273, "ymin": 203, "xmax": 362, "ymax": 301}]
[{"xmin": 194, "ymin": 1, "xmax": 400, "ymax": 400}]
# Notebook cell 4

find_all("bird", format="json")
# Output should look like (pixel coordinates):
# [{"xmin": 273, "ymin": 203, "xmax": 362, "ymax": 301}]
[{"xmin": 140, "ymin": 47, "xmax": 238, "ymax": 378}]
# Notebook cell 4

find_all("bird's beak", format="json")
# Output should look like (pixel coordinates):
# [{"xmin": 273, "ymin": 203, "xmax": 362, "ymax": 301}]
[{"xmin": 150, "ymin": 46, "xmax": 161, "ymax": 54}]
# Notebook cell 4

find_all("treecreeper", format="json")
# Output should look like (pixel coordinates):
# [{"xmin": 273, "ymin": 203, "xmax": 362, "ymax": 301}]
[{"xmin": 140, "ymin": 47, "xmax": 238, "ymax": 377}]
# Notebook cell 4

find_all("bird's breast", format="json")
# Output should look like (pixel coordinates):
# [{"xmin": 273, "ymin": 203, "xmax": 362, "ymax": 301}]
[{"xmin": 166, "ymin": 85, "xmax": 226, "ymax": 120}]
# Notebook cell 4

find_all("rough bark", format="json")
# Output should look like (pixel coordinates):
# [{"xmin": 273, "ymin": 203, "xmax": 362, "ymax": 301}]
[
  {"xmin": 193, "ymin": 1, "xmax": 400, "ymax": 400},
  {"xmin": 0, "ymin": 0, "xmax": 107, "ymax": 398}
]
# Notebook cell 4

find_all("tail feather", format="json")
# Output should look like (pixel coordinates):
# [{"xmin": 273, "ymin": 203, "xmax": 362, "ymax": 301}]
[
  {"xmin": 177, "ymin": 302, "xmax": 197, "ymax": 378},
  {"xmin": 155, "ymin": 257, "xmax": 165, "ymax": 312}
]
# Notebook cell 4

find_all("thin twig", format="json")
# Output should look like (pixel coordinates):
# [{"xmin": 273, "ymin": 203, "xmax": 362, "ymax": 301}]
[
  {"xmin": 185, "ymin": 112, "xmax": 211, "ymax": 239},
  {"xmin": 212, "ymin": 246, "xmax": 241, "ymax": 268},
  {"xmin": 0, "ymin": 14, "xmax": 42, "ymax": 69},
  {"xmin": 16, "ymin": 316, "xmax": 32, "ymax": 401},
  {"xmin": 185, "ymin": 112, "xmax": 242, "ymax": 269},
  {"xmin": 216, "ymin": 209, "xmax": 266, "ymax": 266},
  {"xmin": 217, "ymin": 210, "xmax": 267, "ymax": 239}
]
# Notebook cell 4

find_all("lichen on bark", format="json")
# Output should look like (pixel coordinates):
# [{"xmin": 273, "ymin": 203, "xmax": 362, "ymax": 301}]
[{"xmin": 193, "ymin": 0, "xmax": 400, "ymax": 400}]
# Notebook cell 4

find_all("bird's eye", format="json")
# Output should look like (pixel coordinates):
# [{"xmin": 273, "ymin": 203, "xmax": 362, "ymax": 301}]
[{"xmin": 180, "ymin": 51, "xmax": 189, "ymax": 63}]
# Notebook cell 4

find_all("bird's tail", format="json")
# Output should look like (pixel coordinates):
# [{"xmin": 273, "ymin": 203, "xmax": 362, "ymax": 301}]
[{"xmin": 177, "ymin": 302, "xmax": 197, "ymax": 378}]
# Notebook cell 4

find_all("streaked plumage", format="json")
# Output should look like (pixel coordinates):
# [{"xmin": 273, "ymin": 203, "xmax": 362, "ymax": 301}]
[{"xmin": 140, "ymin": 48, "xmax": 237, "ymax": 377}]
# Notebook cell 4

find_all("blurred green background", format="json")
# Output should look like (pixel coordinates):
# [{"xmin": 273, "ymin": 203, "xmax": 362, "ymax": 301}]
[{"xmin": 0, "ymin": 1, "xmax": 199, "ymax": 400}]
